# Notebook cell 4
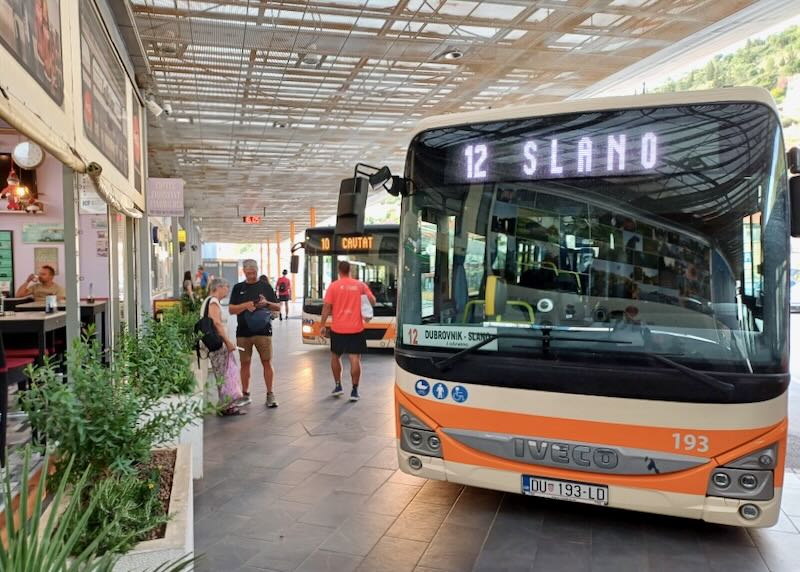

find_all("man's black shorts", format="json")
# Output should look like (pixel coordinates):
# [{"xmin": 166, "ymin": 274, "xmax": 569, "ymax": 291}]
[{"xmin": 330, "ymin": 331, "xmax": 367, "ymax": 356}]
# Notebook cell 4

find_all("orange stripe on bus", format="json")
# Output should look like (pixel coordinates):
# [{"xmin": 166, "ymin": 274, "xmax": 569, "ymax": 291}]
[{"xmin": 396, "ymin": 387, "xmax": 786, "ymax": 494}]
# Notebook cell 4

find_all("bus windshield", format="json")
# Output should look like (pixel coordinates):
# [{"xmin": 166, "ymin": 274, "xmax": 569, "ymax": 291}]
[
  {"xmin": 399, "ymin": 101, "xmax": 789, "ymax": 400},
  {"xmin": 304, "ymin": 227, "xmax": 399, "ymax": 316}
]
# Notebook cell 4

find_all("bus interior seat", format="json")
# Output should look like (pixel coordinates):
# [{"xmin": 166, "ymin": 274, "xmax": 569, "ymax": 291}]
[
  {"xmin": 556, "ymin": 273, "xmax": 581, "ymax": 294},
  {"xmin": 520, "ymin": 267, "xmax": 557, "ymax": 290}
]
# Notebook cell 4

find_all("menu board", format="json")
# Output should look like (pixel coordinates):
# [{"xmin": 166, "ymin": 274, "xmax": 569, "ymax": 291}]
[{"xmin": 0, "ymin": 230, "xmax": 14, "ymax": 296}]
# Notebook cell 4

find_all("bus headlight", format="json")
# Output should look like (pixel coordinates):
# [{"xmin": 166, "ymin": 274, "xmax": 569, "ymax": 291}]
[
  {"xmin": 707, "ymin": 443, "xmax": 777, "ymax": 501},
  {"xmin": 302, "ymin": 325, "xmax": 313, "ymax": 334},
  {"xmin": 740, "ymin": 504, "xmax": 761, "ymax": 521},
  {"xmin": 399, "ymin": 406, "xmax": 442, "ymax": 458}
]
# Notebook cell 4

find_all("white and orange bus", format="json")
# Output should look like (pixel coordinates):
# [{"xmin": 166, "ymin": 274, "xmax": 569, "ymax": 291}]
[
  {"xmin": 301, "ymin": 225, "xmax": 398, "ymax": 349},
  {"xmin": 387, "ymin": 88, "xmax": 796, "ymax": 527}
]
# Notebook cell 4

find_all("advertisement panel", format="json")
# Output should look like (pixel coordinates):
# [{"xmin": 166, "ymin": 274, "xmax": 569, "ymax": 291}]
[{"xmin": 0, "ymin": 0, "xmax": 64, "ymax": 104}]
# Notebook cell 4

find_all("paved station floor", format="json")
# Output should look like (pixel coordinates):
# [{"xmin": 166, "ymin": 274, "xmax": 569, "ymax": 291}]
[{"xmin": 195, "ymin": 310, "xmax": 800, "ymax": 572}]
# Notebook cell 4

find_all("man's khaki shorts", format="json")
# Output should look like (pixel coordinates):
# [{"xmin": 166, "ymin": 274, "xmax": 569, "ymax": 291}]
[{"xmin": 237, "ymin": 336, "xmax": 273, "ymax": 362}]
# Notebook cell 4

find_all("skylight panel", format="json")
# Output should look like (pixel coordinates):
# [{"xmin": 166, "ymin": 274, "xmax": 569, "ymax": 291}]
[{"xmin": 471, "ymin": 2, "xmax": 526, "ymax": 20}]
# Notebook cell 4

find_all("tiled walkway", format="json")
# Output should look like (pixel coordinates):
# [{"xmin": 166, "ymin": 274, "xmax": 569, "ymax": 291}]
[{"xmin": 195, "ymin": 310, "xmax": 800, "ymax": 572}]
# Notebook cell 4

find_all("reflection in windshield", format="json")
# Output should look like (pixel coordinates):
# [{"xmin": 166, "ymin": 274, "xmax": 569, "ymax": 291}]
[{"xmin": 401, "ymin": 102, "xmax": 788, "ymax": 375}]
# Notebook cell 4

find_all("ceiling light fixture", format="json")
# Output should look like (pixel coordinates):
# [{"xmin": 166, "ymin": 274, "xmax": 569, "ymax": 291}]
[{"xmin": 442, "ymin": 49, "xmax": 464, "ymax": 61}]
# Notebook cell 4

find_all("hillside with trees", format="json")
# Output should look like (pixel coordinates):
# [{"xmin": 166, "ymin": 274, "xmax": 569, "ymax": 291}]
[{"xmin": 656, "ymin": 25, "xmax": 800, "ymax": 102}]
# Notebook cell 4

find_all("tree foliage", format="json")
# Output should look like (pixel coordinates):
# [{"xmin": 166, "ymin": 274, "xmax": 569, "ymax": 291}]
[{"xmin": 656, "ymin": 26, "xmax": 800, "ymax": 102}]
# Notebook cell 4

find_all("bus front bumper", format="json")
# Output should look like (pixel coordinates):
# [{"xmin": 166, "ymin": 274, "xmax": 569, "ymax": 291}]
[{"xmin": 396, "ymin": 448, "xmax": 782, "ymax": 528}]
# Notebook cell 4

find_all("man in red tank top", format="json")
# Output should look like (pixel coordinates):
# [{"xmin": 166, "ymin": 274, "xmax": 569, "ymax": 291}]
[{"xmin": 320, "ymin": 261, "xmax": 376, "ymax": 401}]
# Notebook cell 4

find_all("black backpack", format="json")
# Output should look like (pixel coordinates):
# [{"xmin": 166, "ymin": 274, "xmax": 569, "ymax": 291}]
[
  {"xmin": 278, "ymin": 280, "xmax": 287, "ymax": 293},
  {"xmin": 195, "ymin": 299, "xmax": 223, "ymax": 363}
]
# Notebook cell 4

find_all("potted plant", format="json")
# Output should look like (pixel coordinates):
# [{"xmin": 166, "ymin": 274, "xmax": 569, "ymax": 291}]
[
  {"xmin": 22, "ymin": 330, "xmax": 204, "ymax": 569},
  {"xmin": 123, "ymin": 311, "xmax": 210, "ymax": 479},
  {"xmin": 2, "ymin": 448, "xmax": 198, "ymax": 571}
]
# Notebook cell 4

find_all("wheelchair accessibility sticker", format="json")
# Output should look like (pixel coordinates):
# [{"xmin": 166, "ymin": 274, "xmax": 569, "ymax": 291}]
[{"xmin": 451, "ymin": 386, "xmax": 469, "ymax": 403}]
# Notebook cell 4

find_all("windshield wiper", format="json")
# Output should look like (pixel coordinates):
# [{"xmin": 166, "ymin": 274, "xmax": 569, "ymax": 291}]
[
  {"xmin": 432, "ymin": 328, "xmax": 630, "ymax": 371},
  {"xmin": 643, "ymin": 352, "xmax": 735, "ymax": 397}
]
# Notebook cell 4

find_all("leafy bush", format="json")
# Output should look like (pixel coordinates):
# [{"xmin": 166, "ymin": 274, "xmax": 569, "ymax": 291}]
[
  {"xmin": 122, "ymin": 313, "xmax": 196, "ymax": 397},
  {"xmin": 0, "ymin": 449, "xmax": 198, "ymax": 571},
  {"xmin": 23, "ymin": 331, "xmax": 204, "ymax": 484},
  {"xmin": 64, "ymin": 471, "xmax": 168, "ymax": 555}
]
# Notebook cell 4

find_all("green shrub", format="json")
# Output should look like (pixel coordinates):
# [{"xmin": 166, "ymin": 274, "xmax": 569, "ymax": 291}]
[
  {"xmin": 0, "ymin": 449, "xmax": 198, "ymax": 571},
  {"xmin": 122, "ymin": 313, "xmax": 196, "ymax": 397},
  {"xmin": 23, "ymin": 332, "xmax": 204, "ymax": 485}
]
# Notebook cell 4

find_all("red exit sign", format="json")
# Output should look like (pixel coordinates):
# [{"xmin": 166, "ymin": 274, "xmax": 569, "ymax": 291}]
[{"xmin": 243, "ymin": 215, "xmax": 262, "ymax": 224}]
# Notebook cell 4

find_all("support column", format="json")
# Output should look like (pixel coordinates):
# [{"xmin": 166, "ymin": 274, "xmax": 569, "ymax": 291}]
[
  {"xmin": 266, "ymin": 238, "xmax": 271, "ymax": 279},
  {"xmin": 310, "ymin": 207, "xmax": 316, "ymax": 227},
  {"xmin": 125, "ymin": 217, "xmax": 137, "ymax": 330},
  {"xmin": 138, "ymin": 114, "xmax": 152, "ymax": 319},
  {"xmin": 289, "ymin": 221, "xmax": 296, "ymax": 302},
  {"xmin": 62, "ymin": 166, "xmax": 81, "ymax": 346},
  {"xmin": 275, "ymin": 231, "xmax": 281, "ymax": 281},
  {"xmin": 172, "ymin": 217, "xmax": 181, "ymax": 298}
]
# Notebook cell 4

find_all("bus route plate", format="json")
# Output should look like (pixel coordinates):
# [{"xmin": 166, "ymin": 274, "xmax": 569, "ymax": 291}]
[{"xmin": 522, "ymin": 475, "xmax": 608, "ymax": 506}]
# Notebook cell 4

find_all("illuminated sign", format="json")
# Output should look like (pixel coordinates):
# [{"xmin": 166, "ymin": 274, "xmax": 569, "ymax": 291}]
[
  {"xmin": 316, "ymin": 235, "xmax": 375, "ymax": 251},
  {"xmin": 243, "ymin": 215, "xmax": 262, "ymax": 224},
  {"xmin": 339, "ymin": 236, "xmax": 374, "ymax": 250},
  {"xmin": 460, "ymin": 132, "xmax": 659, "ymax": 182}
]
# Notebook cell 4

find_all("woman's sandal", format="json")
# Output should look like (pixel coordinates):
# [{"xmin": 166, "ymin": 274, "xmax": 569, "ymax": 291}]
[{"xmin": 220, "ymin": 406, "xmax": 247, "ymax": 416}]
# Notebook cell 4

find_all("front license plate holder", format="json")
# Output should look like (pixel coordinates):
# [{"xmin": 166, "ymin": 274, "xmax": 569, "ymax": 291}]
[{"xmin": 522, "ymin": 475, "xmax": 609, "ymax": 506}]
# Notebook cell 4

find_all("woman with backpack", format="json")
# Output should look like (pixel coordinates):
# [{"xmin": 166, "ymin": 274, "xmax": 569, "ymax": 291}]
[
  {"xmin": 200, "ymin": 278, "xmax": 247, "ymax": 416},
  {"xmin": 276, "ymin": 269, "xmax": 292, "ymax": 320}
]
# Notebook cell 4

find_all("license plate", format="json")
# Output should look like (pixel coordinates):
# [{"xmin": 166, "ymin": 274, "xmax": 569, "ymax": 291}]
[{"xmin": 522, "ymin": 475, "xmax": 608, "ymax": 506}]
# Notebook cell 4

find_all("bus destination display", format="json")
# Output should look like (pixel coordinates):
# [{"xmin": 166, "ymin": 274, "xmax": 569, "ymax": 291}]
[{"xmin": 455, "ymin": 131, "xmax": 659, "ymax": 183}]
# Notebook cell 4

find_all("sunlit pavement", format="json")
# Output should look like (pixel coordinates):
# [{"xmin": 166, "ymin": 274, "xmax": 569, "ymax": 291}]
[{"xmin": 194, "ymin": 308, "xmax": 800, "ymax": 572}]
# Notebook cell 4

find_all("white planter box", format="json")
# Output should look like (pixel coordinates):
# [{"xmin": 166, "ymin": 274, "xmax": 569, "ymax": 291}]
[
  {"xmin": 113, "ymin": 444, "xmax": 194, "ymax": 571},
  {"xmin": 155, "ymin": 394, "xmax": 204, "ymax": 480}
]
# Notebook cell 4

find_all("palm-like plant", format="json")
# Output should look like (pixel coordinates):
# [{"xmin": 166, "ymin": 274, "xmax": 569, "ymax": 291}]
[{"xmin": 0, "ymin": 450, "xmax": 198, "ymax": 572}]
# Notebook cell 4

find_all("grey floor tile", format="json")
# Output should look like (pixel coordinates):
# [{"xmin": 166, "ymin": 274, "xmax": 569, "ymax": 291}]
[
  {"xmin": 236, "ymin": 499, "xmax": 312, "ymax": 541},
  {"xmin": 363, "ymin": 481, "xmax": 421, "ymax": 516},
  {"xmin": 282, "ymin": 473, "xmax": 347, "ymax": 504},
  {"xmin": 531, "ymin": 540, "xmax": 590, "ymax": 572},
  {"xmin": 414, "ymin": 479, "xmax": 464, "ymax": 507},
  {"xmin": 537, "ymin": 507, "xmax": 592, "ymax": 545},
  {"xmin": 365, "ymin": 447, "xmax": 400, "ymax": 470},
  {"xmin": 319, "ymin": 511, "xmax": 397, "ymax": 556},
  {"xmin": 245, "ymin": 522, "xmax": 337, "ymax": 572},
  {"xmin": 218, "ymin": 482, "xmax": 295, "ymax": 516},
  {"xmin": 417, "ymin": 522, "xmax": 487, "ymax": 571},
  {"xmin": 750, "ymin": 529, "xmax": 800, "ymax": 572},
  {"xmin": 590, "ymin": 521, "xmax": 648, "ymax": 572},
  {"xmin": 357, "ymin": 536, "xmax": 428, "ymax": 572},
  {"xmin": 198, "ymin": 534, "xmax": 269, "ymax": 572},
  {"xmin": 195, "ymin": 512, "xmax": 252, "ymax": 551},
  {"xmin": 297, "ymin": 490, "xmax": 369, "ymax": 527},
  {"xmin": 442, "ymin": 487, "xmax": 502, "ymax": 532},
  {"xmin": 295, "ymin": 549, "xmax": 363, "ymax": 572},
  {"xmin": 385, "ymin": 500, "xmax": 451, "ymax": 542},
  {"xmin": 318, "ymin": 452, "xmax": 376, "ymax": 477},
  {"xmin": 333, "ymin": 466, "xmax": 395, "ymax": 496},
  {"xmin": 267, "ymin": 459, "xmax": 328, "ymax": 486},
  {"xmin": 388, "ymin": 469, "xmax": 429, "ymax": 487}
]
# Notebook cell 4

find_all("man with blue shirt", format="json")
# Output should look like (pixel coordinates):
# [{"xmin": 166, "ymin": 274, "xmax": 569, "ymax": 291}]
[{"xmin": 228, "ymin": 259, "xmax": 280, "ymax": 407}]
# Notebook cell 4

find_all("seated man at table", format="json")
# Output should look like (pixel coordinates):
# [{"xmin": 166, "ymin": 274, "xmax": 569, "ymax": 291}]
[{"xmin": 15, "ymin": 265, "xmax": 66, "ymax": 302}]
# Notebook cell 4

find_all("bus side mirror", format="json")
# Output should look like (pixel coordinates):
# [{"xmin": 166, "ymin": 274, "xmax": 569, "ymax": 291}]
[
  {"xmin": 788, "ymin": 147, "xmax": 800, "ymax": 174},
  {"xmin": 335, "ymin": 177, "xmax": 368, "ymax": 236},
  {"xmin": 485, "ymin": 275, "xmax": 507, "ymax": 319},
  {"xmin": 791, "ymin": 176, "xmax": 800, "ymax": 237},
  {"xmin": 290, "ymin": 255, "xmax": 300, "ymax": 274}
]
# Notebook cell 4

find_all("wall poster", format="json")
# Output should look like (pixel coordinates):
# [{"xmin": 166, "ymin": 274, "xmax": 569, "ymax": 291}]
[
  {"xmin": 0, "ymin": 0, "xmax": 64, "ymax": 104},
  {"xmin": 80, "ymin": 1, "xmax": 128, "ymax": 175},
  {"xmin": 34, "ymin": 246, "xmax": 59, "ymax": 274},
  {"xmin": 132, "ymin": 100, "xmax": 143, "ymax": 193},
  {"xmin": 23, "ymin": 223, "xmax": 63, "ymax": 243}
]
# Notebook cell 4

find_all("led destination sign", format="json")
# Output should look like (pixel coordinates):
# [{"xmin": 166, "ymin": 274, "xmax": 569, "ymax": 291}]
[
  {"xmin": 418, "ymin": 104, "xmax": 760, "ymax": 185},
  {"xmin": 458, "ymin": 132, "xmax": 659, "ymax": 182},
  {"xmin": 315, "ymin": 235, "xmax": 375, "ymax": 252}
]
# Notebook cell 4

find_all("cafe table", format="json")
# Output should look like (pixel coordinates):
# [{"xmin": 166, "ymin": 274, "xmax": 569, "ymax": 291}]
[
  {"xmin": 15, "ymin": 301, "xmax": 107, "ymax": 351},
  {"xmin": 0, "ymin": 311, "xmax": 67, "ymax": 364}
]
